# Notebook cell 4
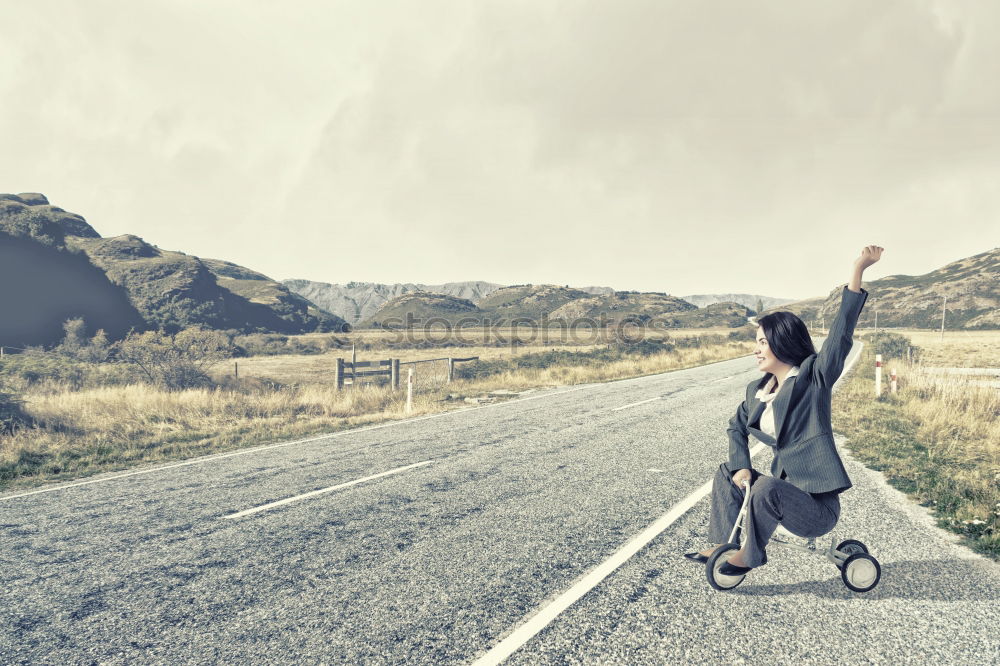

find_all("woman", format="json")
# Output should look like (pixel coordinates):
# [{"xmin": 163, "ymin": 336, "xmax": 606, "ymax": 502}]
[{"xmin": 684, "ymin": 245, "xmax": 884, "ymax": 575}]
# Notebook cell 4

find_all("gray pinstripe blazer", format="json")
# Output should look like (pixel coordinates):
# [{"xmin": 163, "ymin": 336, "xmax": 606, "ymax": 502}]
[{"xmin": 727, "ymin": 285, "xmax": 869, "ymax": 494}]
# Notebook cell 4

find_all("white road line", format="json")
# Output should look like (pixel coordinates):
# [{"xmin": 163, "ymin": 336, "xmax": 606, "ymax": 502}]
[
  {"xmin": 221, "ymin": 459, "xmax": 435, "ymax": 520},
  {"xmin": 471, "ymin": 443, "xmax": 767, "ymax": 666},
  {"xmin": 711, "ymin": 375, "xmax": 735, "ymax": 383},
  {"xmin": 611, "ymin": 396, "xmax": 660, "ymax": 411},
  {"xmin": 0, "ymin": 383, "xmax": 597, "ymax": 501}
]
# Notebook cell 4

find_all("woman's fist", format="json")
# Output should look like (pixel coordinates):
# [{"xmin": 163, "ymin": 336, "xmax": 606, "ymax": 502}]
[
  {"xmin": 855, "ymin": 245, "xmax": 884, "ymax": 270},
  {"xmin": 732, "ymin": 468, "xmax": 753, "ymax": 489}
]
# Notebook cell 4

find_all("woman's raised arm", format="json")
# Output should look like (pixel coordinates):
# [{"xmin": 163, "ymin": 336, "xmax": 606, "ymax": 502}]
[
  {"xmin": 848, "ymin": 245, "xmax": 883, "ymax": 293},
  {"xmin": 813, "ymin": 246, "xmax": 883, "ymax": 386}
]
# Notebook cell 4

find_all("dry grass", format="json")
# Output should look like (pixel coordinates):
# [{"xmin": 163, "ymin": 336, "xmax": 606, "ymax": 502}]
[
  {"xmin": 834, "ymin": 331, "xmax": 999, "ymax": 559},
  {"xmin": 225, "ymin": 342, "xmax": 611, "ymax": 387},
  {"xmin": 0, "ymin": 339, "xmax": 754, "ymax": 492},
  {"xmin": 862, "ymin": 328, "xmax": 1000, "ymax": 367}
]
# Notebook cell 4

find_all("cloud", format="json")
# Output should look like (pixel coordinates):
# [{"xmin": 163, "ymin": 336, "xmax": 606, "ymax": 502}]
[{"xmin": 1, "ymin": 1, "xmax": 997, "ymax": 296}]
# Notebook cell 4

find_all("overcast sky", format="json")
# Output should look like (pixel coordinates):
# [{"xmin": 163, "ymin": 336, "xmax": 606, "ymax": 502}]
[{"xmin": 2, "ymin": 0, "xmax": 998, "ymax": 300}]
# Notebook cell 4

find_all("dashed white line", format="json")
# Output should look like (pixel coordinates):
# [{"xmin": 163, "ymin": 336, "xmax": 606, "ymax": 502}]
[
  {"xmin": 611, "ymin": 396, "xmax": 661, "ymax": 411},
  {"xmin": 221, "ymin": 459, "xmax": 435, "ymax": 520},
  {"xmin": 471, "ymin": 443, "xmax": 767, "ymax": 666}
]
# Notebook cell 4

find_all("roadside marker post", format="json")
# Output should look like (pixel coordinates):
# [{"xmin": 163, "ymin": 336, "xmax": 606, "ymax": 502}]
[
  {"xmin": 875, "ymin": 354, "xmax": 882, "ymax": 397},
  {"xmin": 406, "ymin": 368, "xmax": 414, "ymax": 414}
]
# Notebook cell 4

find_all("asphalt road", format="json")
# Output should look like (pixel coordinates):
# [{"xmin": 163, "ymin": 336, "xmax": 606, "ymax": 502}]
[{"xmin": 2, "ymin": 345, "xmax": 998, "ymax": 665}]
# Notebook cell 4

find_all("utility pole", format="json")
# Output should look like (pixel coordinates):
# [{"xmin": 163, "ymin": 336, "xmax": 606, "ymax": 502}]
[
  {"xmin": 940, "ymin": 295, "xmax": 947, "ymax": 341},
  {"xmin": 874, "ymin": 309, "xmax": 878, "ymax": 355}
]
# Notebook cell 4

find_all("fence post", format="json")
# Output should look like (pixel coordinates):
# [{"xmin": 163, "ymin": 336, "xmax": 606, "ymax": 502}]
[
  {"xmin": 392, "ymin": 358, "xmax": 400, "ymax": 390},
  {"xmin": 875, "ymin": 354, "xmax": 882, "ymax": 397},
  {"xmin": 336, "ymin": 357, "xmax": 344, "ymax": 390},
  {"xmin": 351, "ymin": 345, "xmax": 357, "ymax": 389},
  {"xmin": 235, "ymin": 361, "xmax": 238, "ymax": 379},
  {"xmin": 406, "ymin": 367, "xmax": 413, "ymax": 413},
  {"xmin": 448, "ymin": 357, "xmax": 454, "ymax": 383}
]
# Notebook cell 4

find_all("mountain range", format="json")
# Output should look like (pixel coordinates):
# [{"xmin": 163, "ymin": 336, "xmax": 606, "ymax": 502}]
[
  {"xmin": 282, "ymin": 279, "xmax": 792, "ymax": 326},
  {"xmin": 3, "ymin": 193, "xmax": 996, "ymax": 349}
]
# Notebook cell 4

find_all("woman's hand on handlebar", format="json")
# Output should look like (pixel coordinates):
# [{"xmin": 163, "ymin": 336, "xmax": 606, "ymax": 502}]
[{"xmin": 732, "ymin": 468, "xmax": 752, "ymax": 488}]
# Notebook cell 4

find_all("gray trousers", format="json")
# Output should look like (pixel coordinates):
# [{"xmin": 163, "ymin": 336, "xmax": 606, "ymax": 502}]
[{"xmin": 707, "ymin": 462, "xmax": 841, "ymax": 567}]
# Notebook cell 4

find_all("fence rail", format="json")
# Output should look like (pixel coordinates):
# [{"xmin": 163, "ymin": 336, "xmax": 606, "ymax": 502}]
[
  {"xmin": 335, "ymin": 356, "xmax": 479, "ymax": 390},
  {"xmin": 0, "ymin": 346, "xmax": 29, "ymax": 357}
]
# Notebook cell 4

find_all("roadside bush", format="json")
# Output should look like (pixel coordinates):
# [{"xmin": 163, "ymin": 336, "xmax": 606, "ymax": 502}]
[
  {"xmin": 0, "ymin": 351, "xmax": 87, "ymax": 390},
  {"xmin": 866, "ymin": 331, "xmax": 917, "ymax": 362},
  {"xmin": 236, "ymin": 333, "xmax": 347, "ymax": 356},
  {"xmin": 115, "ymin": 328, "xmax": 234, "ymax": 390},
  {"xmin": 0, "ymin": 390, "xmax": 32, "ymax": 434},
  {"xmin": 56, "ymin": 318, "xmax": 113, "ymax": 363},
  {"xmin": 454, "ymin": 357, "xmax": 514, "ymax": 380},
  {"xmin": 456, "ymin": 338, "xmax": 681, "ymax": 380},
  {"xmin": 612, "ymin": 338, "xmax": 676, "ymax": 356}
]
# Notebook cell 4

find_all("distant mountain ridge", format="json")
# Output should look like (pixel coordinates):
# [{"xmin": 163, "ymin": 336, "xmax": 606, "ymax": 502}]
[
  {"xmin": 354, "ymin": 285, "xmax": 753, "ymax": 330},
  {"xmin": 283, "ymin": 279, "xmax": 764, "ymax": 326},
  {"xmin": 680, "ymin": 293, "xmax": 798, "ymax": 310},
  {"xmin": 287, "ymin": 249, "xmax": 1000, "ymax": 331},
  {"xmin": 282, "ymin": 279, "xmax": 507, "ymax": 325}
]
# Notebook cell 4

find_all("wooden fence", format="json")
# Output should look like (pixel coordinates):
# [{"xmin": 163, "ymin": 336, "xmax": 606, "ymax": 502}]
[{"xmin": 335, "ymin": 356, "xmax": 479, "ymax": 390}]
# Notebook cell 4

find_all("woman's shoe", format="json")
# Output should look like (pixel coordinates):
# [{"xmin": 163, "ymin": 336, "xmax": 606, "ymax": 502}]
[
  {"xmin": 683, "ymin": 552, "xmax": 709, "ymax": 563},
  {"xmin": 718, "ymin": 561, "xmax": 753, "ymax": 576}
]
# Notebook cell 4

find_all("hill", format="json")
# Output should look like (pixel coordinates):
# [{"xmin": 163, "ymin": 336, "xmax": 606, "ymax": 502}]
[
  {"xmin": 760, "ymin": 248, "xmax": 1000, "ymax": 329},
  {"xmin": 358, "ymin": 292, "xmax": 482, "ymax": 328},
  {"xmin": 0, "ymin": 194, "xmax": 145, "ymax": 347},
  {"xmin": 0, "ymin": 193, "xmax": 347, "ymax": 347},
  {"xmin": 547, "ymin": 291, "xmax": 696, "ymax": 323},
  {"xmin": 475, "ymin": 284, "xmax": 594, "ymax": 320}
]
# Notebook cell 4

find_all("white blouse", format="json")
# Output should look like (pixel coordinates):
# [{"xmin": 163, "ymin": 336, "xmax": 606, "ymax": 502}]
[{"xmin": 754, "ymin": 365, "xmax": 800, "ymax": 438}]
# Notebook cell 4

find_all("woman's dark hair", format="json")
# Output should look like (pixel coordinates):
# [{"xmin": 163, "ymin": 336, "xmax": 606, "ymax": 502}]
[{"xmin": 757, "ymin": 311, "xmax": 816, "ymax": 367}]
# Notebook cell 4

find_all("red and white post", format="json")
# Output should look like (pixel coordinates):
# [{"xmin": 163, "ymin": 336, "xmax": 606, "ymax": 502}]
[
  {"xmin": 875, "ymin": 354, "xmax": 882, "ymax": 397},
  {"xmin": 406, "ymin": 367, "xmax": 414, "ymax": 414},
  {"xmin": 890, "ymin": 367, "xmax": 897, "ymax": 393}
]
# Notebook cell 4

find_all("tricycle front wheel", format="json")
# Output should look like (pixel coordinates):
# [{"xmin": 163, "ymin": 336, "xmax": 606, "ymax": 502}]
[{"xmin": 706, "ymin": 543, "xmax": 746, "ymax": 591}]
